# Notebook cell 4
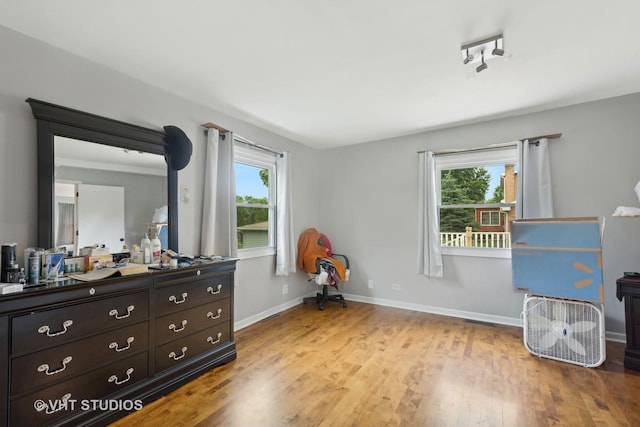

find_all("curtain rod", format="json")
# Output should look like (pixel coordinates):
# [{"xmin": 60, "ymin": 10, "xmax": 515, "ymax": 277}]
[
  {"xmin": 417, "ymin": 133, "xmax": 562, "ymax": 155},
  {"xmin": 234, "ymin": 134, "xmax": 284, "ymax": 158},
  {"xmin": 201, "ymin": 122, "xmax": 283, "ymax": 158}
]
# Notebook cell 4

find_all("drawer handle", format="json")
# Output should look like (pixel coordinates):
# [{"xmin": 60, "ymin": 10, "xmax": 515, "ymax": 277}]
[
  {"xmin": 169, "ymin": 346, "xmax": 188, "ymax": 361},
  {"xmin": 169, "ymin": 320, "xmax": 188, "ymax": 333},
  {"xmin": 207, "ymin": 284, "xmax": 223, "ymax": 295},
  {"xmin": 37, "ymin": 356, "xmax": 73, "ymax": 376},
  {"xmin": 207, "ymin": 332, "xmax": 223, "ymax": 345},
  {"xmin": 34, "ymin": 393, "xmax": 72, "ymax": 414},
  {"xmin": 109, "ymin": 336, "xmax": 135, "ymax": 352},
  {"xmin": 169, "ymin": 293, "xmax": 188, "ymax": 304},
  {"xmin": 38, "ymin": 320, "xmax": 73, "ymax": 337},
  {"xmin": 207, "ymin": 309, "xmax": 222, "ymax": 320},
  {"xmin": 108, "ymin": 367, "xmax": 134, "ymax": 385},
  {"xmin": 109, "ymin": 305, "xmax": 135, "ymax": 320}
]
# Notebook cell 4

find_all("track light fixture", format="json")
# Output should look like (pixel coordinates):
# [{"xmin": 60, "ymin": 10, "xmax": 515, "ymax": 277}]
[
  {"xmin": 463, "ymin": 48, "xmax": 473, "ymax": 65},
  {"xmin": 475, "ymin": 52, "xmax": 488, "ymax": 73},
  {"xmin": 492, "ymin": 40, "xmax": 504, "ymax": 56},
  {"xmin": 460, "ymin": 33, "xmax": 507, "ymax": 74}
]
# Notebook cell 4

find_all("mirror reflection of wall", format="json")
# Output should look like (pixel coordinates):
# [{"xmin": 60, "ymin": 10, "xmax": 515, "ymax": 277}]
[
  {"xmin": 54, "ymin": 136, "xmax": 168, "ymax": 254},
  {"xmin": 55, "ymin": 182, "xmax": 76, "ymax": 253}
]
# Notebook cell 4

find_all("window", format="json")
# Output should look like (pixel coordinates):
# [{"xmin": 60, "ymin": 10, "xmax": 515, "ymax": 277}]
[
  {"xmin": 480, "ymin": 211, "xmax": 501, "ymax": 226},
  {"xmin": 435, "ymin": 146, "xmax": 518, "ymax": 257},
  {"xmin": 234, "ymin": 140, "xmax": 276, "ymax": 258}
]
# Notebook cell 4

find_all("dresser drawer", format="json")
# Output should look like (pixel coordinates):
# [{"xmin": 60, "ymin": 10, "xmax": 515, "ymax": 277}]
[
  {"xmin": 155, "ymin": 321, "xmax": 231, "ymax": 373},
  {"xmin": 10, "ymin": 351, "xmax": 148, "ymax": 426},
  {"xmin": 12, "ymin": 321, "xmax": 148, "ymax": 395},
  {"xmin": 155, "ymin": 299, "xmax": 230, "ymax": 345},
  {"xmin": 12, "ymin": 291, "xmax": 149, "ymax": 356},
  {"xmin": 155, "ymin": 273, "xmax": 231, "ymax": 314}
]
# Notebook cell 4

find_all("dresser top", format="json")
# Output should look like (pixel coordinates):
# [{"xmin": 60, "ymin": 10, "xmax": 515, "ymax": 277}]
[{"xmin": 0, "ymin": 258, "xmax": 237, "ymax": 315}]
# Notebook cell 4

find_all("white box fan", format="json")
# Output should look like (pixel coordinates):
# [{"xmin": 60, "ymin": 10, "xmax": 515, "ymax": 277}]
[{"xmin": 523, "ymin": 295, "xmax": 606, "ymax": 367}]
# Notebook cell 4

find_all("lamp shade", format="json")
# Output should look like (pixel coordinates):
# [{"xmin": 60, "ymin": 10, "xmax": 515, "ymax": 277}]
[{"xmin": 164, "ymin": 125, "xmax": 193, "ymax": 170}]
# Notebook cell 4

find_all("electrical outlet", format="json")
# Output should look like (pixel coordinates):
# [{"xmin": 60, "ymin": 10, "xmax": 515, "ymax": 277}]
[
  {"xmin": 282, "ymin": 284, "xmax": 288, "ymax": 295},
  {"xmin": 368, "ymin": 279, "xmax": 374, "ymax": 289},
  {"xmin": 392, "ymin": 283, "xmax": 401, "ymax": 291}
]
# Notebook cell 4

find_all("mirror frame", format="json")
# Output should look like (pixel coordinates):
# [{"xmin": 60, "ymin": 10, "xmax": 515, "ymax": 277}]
[{"xmin": 27, "ymin": 98, "xmax": 178, "ymax": 252}]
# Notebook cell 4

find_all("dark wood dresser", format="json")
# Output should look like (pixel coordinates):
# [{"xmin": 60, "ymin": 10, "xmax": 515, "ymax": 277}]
[
  {"xmin": 616, "ymin": 276, "xmax": 640, "ymax": 371},
  {"xmin": 0, "ymin": 259, "xmax": 236, "ymax": 426}
]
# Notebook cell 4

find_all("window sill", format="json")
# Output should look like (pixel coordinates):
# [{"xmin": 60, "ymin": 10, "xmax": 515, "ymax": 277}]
[
  {"xmin": 440, "ymin": 246, "xmax": 511, "ymax": 259},
  {"xmin": 237, "ymin": 246, "xmax": 276, "ymax": 260}
]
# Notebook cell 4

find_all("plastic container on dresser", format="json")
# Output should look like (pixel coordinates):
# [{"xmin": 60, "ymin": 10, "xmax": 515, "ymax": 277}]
[{"xmin": 0, "ymin": 259, "xmax": 237, "ymax": 426}]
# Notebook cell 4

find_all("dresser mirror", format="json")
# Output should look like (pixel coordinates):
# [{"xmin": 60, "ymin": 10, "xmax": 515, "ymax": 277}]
[
  {"xmin": 54, "ymin": 136, "xmax": 168, "ymax": 254},
  {"xmin": 27, "ymin": 98, "xmax": 178, "ymax": 253}
]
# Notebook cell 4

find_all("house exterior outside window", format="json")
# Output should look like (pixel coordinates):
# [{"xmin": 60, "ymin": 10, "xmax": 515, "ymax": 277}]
[
  {"xmin": 234, "ymin": 142, "xmax": 276, "ymax": 258},
  {"xmin": 475, "ymin": 164, "xmax": 517, "ymax": 233},
  {"xmin": 480, "ymin": 210, "xmax": 501, "ymax": 226},
  {"xmin": 436, "ymin": 147, "xmax": 518, "ymax": 258}
]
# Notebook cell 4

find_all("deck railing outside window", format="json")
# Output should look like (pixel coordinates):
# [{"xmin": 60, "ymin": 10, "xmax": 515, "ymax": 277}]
[{"xmin": 440, "ymin": 228, "xmax": 511, "ymax": 249}]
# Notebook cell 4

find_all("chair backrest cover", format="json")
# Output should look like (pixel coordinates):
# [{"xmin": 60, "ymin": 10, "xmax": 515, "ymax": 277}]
[{"xmin": 319, "ymin": 233, "xmax": 332, "ymax": 257}]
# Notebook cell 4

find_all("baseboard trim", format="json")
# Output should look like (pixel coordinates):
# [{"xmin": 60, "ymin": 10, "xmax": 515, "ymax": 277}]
[
  {"xmin": 235, "ymin": 293, "xmax": 627, "ymax": 344},
  {"xmin": 605, "ymin": 331, "xmax": 626, "ymax": 343},
  {"xmin": 342, "ymin": 293, "xmax": 523, "ymax": 328},
  {"xmin": 234, "ymin": 297, "xmax": 303, "ymax": 331}
]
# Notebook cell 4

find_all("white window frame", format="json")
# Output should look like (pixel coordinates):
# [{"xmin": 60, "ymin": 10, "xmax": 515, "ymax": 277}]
[
  {"xmin": 435, "ymin": 146, "xmax": 517, "ymax": 259},
  {"xmin": 234, "ymin": 141, "xmax": 277, "ymax": 259}
]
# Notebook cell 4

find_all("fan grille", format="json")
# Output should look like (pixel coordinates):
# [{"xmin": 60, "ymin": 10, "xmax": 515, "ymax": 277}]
[{"xmin": 523, "ymin": 295, "xmax": 605, "ymax": 367}]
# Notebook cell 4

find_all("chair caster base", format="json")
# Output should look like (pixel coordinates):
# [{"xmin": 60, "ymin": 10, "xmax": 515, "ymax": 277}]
[{"xmin": 303, "ymin": 286, "xmax": 347, "ymax": 310}]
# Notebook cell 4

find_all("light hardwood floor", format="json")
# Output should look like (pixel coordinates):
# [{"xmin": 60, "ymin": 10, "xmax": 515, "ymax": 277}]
[{"xmin": 111, "ymin": 301, "xmax": 640, "ymax": 427}]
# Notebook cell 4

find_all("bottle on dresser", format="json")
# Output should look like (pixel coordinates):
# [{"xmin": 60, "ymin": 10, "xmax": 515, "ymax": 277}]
[
  {"xmin": 151, "ymin": 233, "xmax": 161, "ymax": 264},
  {"xmin": 141, "ymin": 234, "xmax": 151, "ymax": 264},
  {"xmin": 131, "ymin": 244, "xmax": 143, "ymax": 264}
]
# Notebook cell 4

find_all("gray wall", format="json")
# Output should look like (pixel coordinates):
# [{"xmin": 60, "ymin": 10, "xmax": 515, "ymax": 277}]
[
  {"xmin": 318, "ymin": 93, "xmax": 640, "ymax": 337},
  {"xmin": 0, "ymin": 25, "xmax": 319, "ymax": 324},
  {"xmin": 0, "ymin": 24, "xmax": 637, "ymax": 336}
]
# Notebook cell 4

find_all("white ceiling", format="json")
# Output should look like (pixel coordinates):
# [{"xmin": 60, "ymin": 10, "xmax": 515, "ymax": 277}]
[
  {"xmin": 55, "ymin": 136, "xmax": 167, "ymax": 176},
  {"xmin": 2, "ymin": 1, "xmax": 640, "ymax": 149}
]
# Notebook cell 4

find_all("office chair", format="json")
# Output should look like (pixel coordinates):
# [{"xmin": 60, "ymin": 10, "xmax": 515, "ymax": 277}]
[{"xmin": 297, "ymin": 228, "xmax": 349, "ymax": 310}]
